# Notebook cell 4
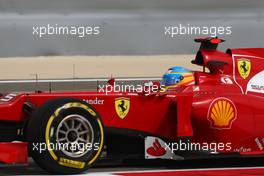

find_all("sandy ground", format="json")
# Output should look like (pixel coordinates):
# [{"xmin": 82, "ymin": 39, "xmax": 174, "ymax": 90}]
[{"xmin": 0, "ymin": 55, "xmax": 199, "ymax": 80}]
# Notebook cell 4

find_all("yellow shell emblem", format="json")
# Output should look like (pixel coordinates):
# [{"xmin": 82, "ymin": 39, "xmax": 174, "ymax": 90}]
[
  {"xmin": 237, "ymin": 58, "xmax": 251, "ymax": 79},
  {"xmin": 115, "ymin": 97, "xmax": 130, "ymax": 119},
  {"xmin": 208, "ymin": 98, "xmax": 237, "ymax": 129}
]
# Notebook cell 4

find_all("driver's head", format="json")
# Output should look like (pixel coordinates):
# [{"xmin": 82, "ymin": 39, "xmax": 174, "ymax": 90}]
[{"xmin": 161, "ymin": 66, "xmax": 194, "ymax": 90}]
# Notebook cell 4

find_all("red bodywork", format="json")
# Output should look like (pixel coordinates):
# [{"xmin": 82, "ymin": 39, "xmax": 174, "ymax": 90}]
[{"xmin": 0, "ymin": 38, "xmax": 264, "ymax": 164}]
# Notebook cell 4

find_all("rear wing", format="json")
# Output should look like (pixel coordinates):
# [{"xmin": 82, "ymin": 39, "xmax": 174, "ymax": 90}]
[
  {"xmin": 191, "ymin": 37, "xmax": 233, "ymax": 74},
  {"xmin": 195, "ymin": 37, "xmax": 225, "ymax": 50}
]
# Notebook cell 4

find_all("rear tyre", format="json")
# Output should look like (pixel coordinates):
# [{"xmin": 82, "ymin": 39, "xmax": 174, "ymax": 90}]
[{"xmin": 26, "ymin": 98, "xmax": 104, "ymax": 174}]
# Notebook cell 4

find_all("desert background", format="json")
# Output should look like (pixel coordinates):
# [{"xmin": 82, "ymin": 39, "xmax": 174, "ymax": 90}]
[{"xmin": 0, "ymin": 55, "xmax": 198, "ymax": 80}]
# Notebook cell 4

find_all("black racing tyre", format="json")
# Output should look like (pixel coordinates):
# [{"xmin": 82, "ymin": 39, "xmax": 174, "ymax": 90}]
[{"xmin": 26, "ymin": 98, "xmax": 104, "ymax": 174}]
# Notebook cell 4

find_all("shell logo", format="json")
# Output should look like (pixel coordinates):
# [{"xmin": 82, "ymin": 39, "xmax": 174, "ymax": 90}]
[{"xmin": 207, "ymin": 98, "xmax": 237, "ymax": 129}]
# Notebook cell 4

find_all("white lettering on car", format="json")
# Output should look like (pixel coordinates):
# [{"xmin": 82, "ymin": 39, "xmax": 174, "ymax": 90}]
[{"xmin": 0, "ymin": 93, "xmax": 17, "ymax": 102}]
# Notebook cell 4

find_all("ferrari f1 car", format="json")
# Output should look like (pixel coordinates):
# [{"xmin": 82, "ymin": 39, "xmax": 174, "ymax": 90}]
[{"xmin": 0, "ymin": 37, "xmax": 264, "ymax": 174}]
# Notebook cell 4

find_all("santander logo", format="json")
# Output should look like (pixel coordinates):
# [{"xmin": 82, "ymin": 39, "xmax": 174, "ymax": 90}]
[{"xmin": 146, "ymin": 139, "xmax": 166, "ymax": 156}]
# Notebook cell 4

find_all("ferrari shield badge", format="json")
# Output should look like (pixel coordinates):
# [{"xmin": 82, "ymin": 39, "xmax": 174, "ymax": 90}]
[
  {"xmin": 237, "ymin": 58, "xmax": 251, "ymax": 79},
  {"xmin": 115, "ymin": 97, "xmax": 130, "ymax": 119},
  {"xmin": 207, "ymin": 98, "xmax": 237, "ymax": 129}
]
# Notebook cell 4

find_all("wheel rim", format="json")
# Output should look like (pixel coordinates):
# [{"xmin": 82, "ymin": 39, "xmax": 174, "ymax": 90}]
[{"xmin": 56, "ymin": 114, "xmax": 94, "ymax": 158}]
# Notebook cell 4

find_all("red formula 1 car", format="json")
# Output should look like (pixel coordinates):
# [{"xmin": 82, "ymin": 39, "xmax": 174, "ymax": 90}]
[{"xmin": 0, "ymin": 37, "xmax": 264, "ymax": 174}]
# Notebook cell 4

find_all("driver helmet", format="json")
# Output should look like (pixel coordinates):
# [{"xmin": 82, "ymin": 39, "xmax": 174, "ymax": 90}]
[{"xmin": 161, "ymin": 66, "xmax": 194, "ymax": 90}]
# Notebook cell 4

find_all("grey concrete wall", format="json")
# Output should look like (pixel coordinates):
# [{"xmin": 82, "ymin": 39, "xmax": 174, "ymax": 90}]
[{"xmin": 0, "ymin": 0, "xmax": 263, "ymax": 57}]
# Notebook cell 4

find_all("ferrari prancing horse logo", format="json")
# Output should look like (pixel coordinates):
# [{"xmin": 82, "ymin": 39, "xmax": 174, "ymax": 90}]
[
  {"xmin": 115, "ymin": 97, "xmax": 130, "ymax": 119},
  {"xmin": 237, "ymin": 58, "xmax": 251, "ymax": 79}
]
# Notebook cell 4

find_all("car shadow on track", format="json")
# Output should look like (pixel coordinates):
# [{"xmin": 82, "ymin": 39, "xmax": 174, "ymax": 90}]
[
  {"xmin": 2, "ymin": 157, "xmax": 264, "ymax": 175},
  {"xmin": 1, "ymin": 162, "xmax": 48, "ymax": 175}
]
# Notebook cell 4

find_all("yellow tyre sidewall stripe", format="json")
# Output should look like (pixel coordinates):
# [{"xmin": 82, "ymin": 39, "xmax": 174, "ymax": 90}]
[
  {"xmin": 45, "ymin": 114, "xmax": 58, "ymax": 161},
  {"xmin": 88, "ymin": 118, "xmax": 104, "ymax": 165}
]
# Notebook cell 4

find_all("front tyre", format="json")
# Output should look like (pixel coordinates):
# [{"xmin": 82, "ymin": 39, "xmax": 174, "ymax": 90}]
[{"xmin": 26, "ymin": 98, "xmax": 104, "ymax": 174}]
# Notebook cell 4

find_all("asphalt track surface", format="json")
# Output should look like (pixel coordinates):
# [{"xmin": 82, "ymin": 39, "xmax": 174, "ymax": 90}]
[
  {"xmin": 0, "ymin": 0, "xmax": 263, "ymax": 57},
  {"xmin": 3, "ymin": 157, "xmax": 264, "ymax": 175},
  {"xmin": 2, "ymin": 79, "xmax": 264, "ymax": 175}
]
